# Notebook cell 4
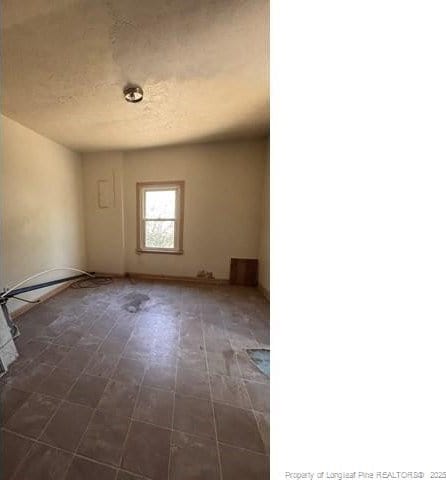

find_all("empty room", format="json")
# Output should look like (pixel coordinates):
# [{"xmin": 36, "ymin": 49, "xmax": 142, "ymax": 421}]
[{"xmin": 0, "ymin": 1, "xmax": 269, "ymax": 479}]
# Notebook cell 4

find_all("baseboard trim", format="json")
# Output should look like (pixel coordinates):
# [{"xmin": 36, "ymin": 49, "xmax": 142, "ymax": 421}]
[
  {"xmin": 94, "ymin": 272, "xmax": 127, "ymax": 278},
  {"xmin": 127, "ymin": 272, "xmax": 229, "ymax": 285},
  {"xmin": 258, "ymin": 283, "xmax": 270, "ymax": 301},
  {"xmin": 11, "ymin": 281, "xmax": 74, "ymax": 320}
]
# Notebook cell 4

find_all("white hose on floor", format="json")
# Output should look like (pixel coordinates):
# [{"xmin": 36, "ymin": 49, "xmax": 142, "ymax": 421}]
[{"xmin": 0, "ymin": 267, "xmax": 94, "ymax": 299}]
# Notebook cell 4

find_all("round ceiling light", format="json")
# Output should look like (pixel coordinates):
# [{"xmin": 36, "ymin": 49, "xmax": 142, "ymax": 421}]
[{"xmin": 123, "ymin": 85, "xmax": 144, "ymax": 103}]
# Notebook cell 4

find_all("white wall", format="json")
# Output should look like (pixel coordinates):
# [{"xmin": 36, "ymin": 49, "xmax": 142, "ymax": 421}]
[
  {"xmin": 82, "ymin": 139, "xmax": 268, "ymax": 280},
  {"xmin": 0, "ymin": 115, "xmax": 86, "ymax": 313}
]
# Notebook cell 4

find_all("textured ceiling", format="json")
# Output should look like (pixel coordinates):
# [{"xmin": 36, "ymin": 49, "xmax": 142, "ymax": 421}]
[{"xmin": 0, "ymin": 0, "xmax": 269, "ymax": 152}]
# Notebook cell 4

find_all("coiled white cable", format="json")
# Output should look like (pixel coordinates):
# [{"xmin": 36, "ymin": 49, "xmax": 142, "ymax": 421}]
[{"xmin": 0, "ymin": 267, "xmax": 94, "ymax": 299}]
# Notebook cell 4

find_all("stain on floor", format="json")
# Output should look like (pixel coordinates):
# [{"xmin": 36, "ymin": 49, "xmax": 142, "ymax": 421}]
[{"xmin": 122, "ymin": 292, "xmax": 150, "ymax": 313}]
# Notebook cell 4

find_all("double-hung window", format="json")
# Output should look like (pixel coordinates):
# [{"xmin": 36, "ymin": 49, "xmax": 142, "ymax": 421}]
[{"xmin": 137, "ymin": 181, "xmax": 184, "ymax": 254}]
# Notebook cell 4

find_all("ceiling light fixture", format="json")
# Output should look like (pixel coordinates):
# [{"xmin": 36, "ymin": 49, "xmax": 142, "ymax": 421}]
[{"xmin": 123, "ymin": 85, "xmax": 144, "ymax": 103}]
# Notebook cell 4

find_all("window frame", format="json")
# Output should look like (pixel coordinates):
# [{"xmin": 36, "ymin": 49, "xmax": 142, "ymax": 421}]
[{"xmin": 136, "ymin": 181, "xmax": 185, "ymax": 255}]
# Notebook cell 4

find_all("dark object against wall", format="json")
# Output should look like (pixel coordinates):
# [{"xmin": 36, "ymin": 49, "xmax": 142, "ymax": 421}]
[{"xmin": 230, "ymin": 258, "xmax": 258, "ymax": 286}]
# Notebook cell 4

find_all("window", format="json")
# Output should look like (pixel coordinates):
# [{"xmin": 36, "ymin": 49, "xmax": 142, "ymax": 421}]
[{"xmin": 137, "ymin": 181, "xmax": 184, "ymax": 254}]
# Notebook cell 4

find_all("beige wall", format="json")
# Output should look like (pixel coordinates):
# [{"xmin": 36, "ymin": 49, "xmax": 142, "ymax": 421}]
[
  {"xmin": 82, "ymin": 139, "xmax": 268, "ymax": 280},
  {"xmin": 258, "ymin": 139, "xmax": 269, "ymax": 295},
  {"xmin": 1, "ymin": 115, "xmax": 86, "ymax": 313},
  {"xmin": 82, "ymin": 152, "xmax": 126, "ymax": 275}
]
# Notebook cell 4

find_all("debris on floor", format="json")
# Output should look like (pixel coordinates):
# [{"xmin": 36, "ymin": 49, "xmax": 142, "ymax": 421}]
[
  {"xmin": 246, "ymin": 348, "xmax": 270, "ymax": 377},
  {"xmin": 197, "ymin": 270, "xmax": 215, "ymax": 279}
]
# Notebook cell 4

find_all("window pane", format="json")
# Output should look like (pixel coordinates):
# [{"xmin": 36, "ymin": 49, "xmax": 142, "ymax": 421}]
[
  {"xmin": 145, "ymin": 220, "xmax": 175, "ymax": 249},
  {"xmin": 145, "ymin": 190, "xmax": 176, "ymax": 219}
]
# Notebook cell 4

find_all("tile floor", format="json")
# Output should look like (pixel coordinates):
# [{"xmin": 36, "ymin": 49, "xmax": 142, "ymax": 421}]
[{"xmin": 0, "ymin": 279, "xmax": 269, "ymax": 479}]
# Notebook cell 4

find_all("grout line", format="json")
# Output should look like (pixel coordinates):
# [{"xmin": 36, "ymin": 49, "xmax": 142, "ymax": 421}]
[
  {"xmin": 2, "ymin": 427, "xmax": 150, "ymax": 479},
  {"xmin": 73, "ymin": 313, "xmax": 140, "ymax": 463},
  {"xmin": 58, "ymin": 302, "xmax": 125, "ymax": 474},
  {"xmin": 3, "ymin": 421, "xmax": 268, "ymax": 462},
  {"xmin": 201, "ymin": 303, "xmax": 224, "ymax": 480},
  {"xmin": 117, "ymin": 309, "xmax": 148, "ymax": 470},
  {"xmin": 229, "ymin": 335, "xmax": 269, "ymax": 455},
  {"xmin": 5, "ymin": 383, "xmax": 263, "ymax": 432},
  {"xmin": 166, "ymin": 288, "xmax": 182, "ymax": 480},
  {"xmin": 5, "ymin": 368, "xmax": 263, "ymax": 423}
]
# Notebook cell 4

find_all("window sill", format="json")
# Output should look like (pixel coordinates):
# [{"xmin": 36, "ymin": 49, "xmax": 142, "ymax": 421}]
[{"xmin": 136, "ymin": 249, "xmax": 184, "ymax": 255}]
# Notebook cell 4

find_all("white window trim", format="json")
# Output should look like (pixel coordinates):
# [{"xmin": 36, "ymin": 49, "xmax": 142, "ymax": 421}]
[{"xmin": 136, "ymin": 181, "xmax": 185, "ymax": 255}]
